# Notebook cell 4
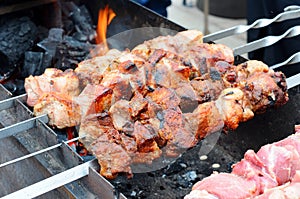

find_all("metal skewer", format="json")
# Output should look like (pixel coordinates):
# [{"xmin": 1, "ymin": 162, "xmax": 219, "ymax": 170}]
[
  {"xmin": 203, "ymin": 5, "xmax": 300, "ymax": 42},
  {"xmin": 234, "ymin": 25, "xmax": 300, "ymax": 56},
  {"xmin": 270, "ymin": 52, "xmax": 300, "ymax": 89}
]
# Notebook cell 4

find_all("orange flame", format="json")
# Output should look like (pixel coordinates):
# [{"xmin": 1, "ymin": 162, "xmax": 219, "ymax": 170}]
[{"xmin": 96, "ymin": 5, "xmax": 116, "ymax": 51}]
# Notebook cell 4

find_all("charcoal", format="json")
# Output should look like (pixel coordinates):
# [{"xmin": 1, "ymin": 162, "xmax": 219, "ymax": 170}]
[
  {"xmin": 0, "ymin": 16, "xmax": 37, "ymax": 77},
  {"xmin": 54, "ymin": 36, "xmax": 94, "ymax": 70},
  {"xmin": 37, "ymin": 28, "xmax": 64, "ymax": 68},
  {"xmin": 62, "ymin": 2, "xmax": 96, "ymax": 42},
  {"xmin": 38, "ymin": 28, "xmax": 63, "ymax": 56},
  {"xmin": 21, "ymin": 51, "xmax": 44, "ymax": 78},
  {"xmin": 72, "ymin": 32, "xmax": 88, "ymax": 42},
  {"xmin": 3, "ymin": 79, "xmax": 25, "ymax": 95}
]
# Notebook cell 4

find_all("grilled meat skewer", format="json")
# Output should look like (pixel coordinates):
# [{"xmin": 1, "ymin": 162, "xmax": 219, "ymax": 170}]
[{"xmin": 24, "ymin": 30, "xmax": 288, "ymax": 179}]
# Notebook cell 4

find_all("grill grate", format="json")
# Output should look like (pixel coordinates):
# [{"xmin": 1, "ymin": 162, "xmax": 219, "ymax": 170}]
[{"xmin": 0, "ymin": 84, "xmax": 126, "ymax": 198}]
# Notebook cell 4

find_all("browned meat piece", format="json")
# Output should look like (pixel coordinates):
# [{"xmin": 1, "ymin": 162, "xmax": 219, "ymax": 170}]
[
  {"xmin": 184, "ymin": 101, "xmax": 224, "ymax": 139},
  {"xmin": 82, "ymin": 58, "xmax": 287, "ymax": 178},
  {"xmin": 117, "ymin": 50, "xmax": 146, "ymax": 69},
  {"xmin": 91, "ymin": 130, "xmax": 133, "ymax": 179},
  {"xmin": 100, "ymin": 70, "xmax": 137, "ymax": 104},
  {"xmin": 120, "ymin": 131, "xmax": 162, "ymax": 166},
  {"xmin": 74, "ymin": 84, "xmax": 113, "ymax": 119},
  {"xmin": 215, "ymin": 88, "xmax": 254, "ymax": 130},
  {"xmin": 220, "ymin": 60, "xmax": 288, "ymax": 113},
  {"xmin": 132, "ymin": 29, "xmax": 203, "ymax": 58},
  {"xmin": 146, "ymin": 87, "xmax": 180, "ymax": 110},
  {"xmin": 79, "ymin": 114, "xmax": 113, "ymax": 151},
  {"xmin": 175, "ymin": 82, "xmax": 199, "ymax": 113},
  {"xmin": 75, "ymin": 49, "xmax": 121, "ymax": 86},
  {"xmin": 132, "ymin": 121, "xmax": 159, "ymax": 152},
  {"xmin": 129, "ymin": 92, "xmax": 148, "ymax": 117},
  {"xmin": 109, "ymin": 99, "xmax": 134, "ymax": 132},
  {"xmin": 184, "ymin": 43, "xmax": 234, "ymax": 72},
  {"xmin": 153, "ymin": 57, "xmax": 191, "ymax": 89},
  {"xmin": 24, "ymin": 30, "xmax": 289, "ymax": 179},
  {"xmin": 160, "ymin": 109, "xmax": 198, "ymax": 157},
  {"xmin": 190, "ymin": 77, "xmax": 224, "ymax": 103},
  {"xmin": 34, "ymin": 92, "xmax": 81, "ymax": 129},
  {"xmin": 111, "ymin": 78, "xmax": 133, "ymax": 102},
  {"xmin": 25, "ymin": 68, "xmax": 80, "ymax": 107}
]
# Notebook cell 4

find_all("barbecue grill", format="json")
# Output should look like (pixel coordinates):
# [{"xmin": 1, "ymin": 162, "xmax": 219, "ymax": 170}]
[{"xmin": 1, "ymin": 1, "xmax": 300, "ymax": 198}]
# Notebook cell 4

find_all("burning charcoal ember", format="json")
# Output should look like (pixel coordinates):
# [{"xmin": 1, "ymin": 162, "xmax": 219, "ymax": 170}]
[
  {"xmin": 0, "ymin": 16, "xmax": 37, "ymax": 78},
  {"xmin": 2, "ymin": 80, "xmax": 17, "ymax": 94},
  {"xmin": 39, "ymin": 28, "xmax": 63, "ymax": 49}
]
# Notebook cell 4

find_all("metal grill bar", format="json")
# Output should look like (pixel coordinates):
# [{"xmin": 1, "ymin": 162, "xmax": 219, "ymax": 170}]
[
  {"xmin": 0, "ymin": 114, "xmax": 48, "ymax": 139},
  {"xmin": 2, "ymin": 160, "xmax": 96, "ymax": 199},
  {"xmin": 0, "ymin": 136, "xmax": 82, "ymax": 168},
  {"xmin": 0, "ymin": 93, "xmax": 27, "ymax": 111}
]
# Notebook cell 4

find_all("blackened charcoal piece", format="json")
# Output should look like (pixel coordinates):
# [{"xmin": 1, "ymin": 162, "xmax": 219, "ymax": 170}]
[
  {"xmin": 37, "ymin": 28, "xmax": 64, "ymax": 68},
  {"xmin": 38, "ymin": 28, "xmax": 63, "ymax": 57},
  {"xmin": 62, "ymin": 2, "xmax": 96, "ymax": 41},
  {"xmin": 54, "ymin": 36, "xmax": 94, "ymax": 70},
  {"xmin": 0, "ymin": 16, "xmax": 37, "ymax": 77},
  {"xmin": 21, "ymin": 51, "xmax": 45, "ymax": 78}
]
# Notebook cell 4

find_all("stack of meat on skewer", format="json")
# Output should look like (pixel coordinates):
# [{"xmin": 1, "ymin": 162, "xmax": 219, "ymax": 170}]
[{"xmin": 24, "ymin": 30, "xmax": 289, "ymax": 180}]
